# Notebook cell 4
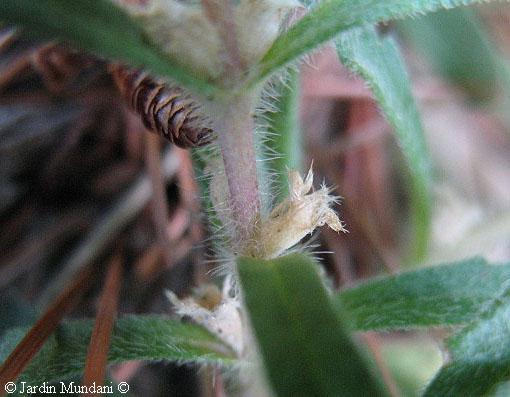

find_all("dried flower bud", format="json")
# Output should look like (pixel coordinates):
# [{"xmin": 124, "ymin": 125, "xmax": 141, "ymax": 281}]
[
  {"xmin": 166, "ymin": 277, "xmax": 244, "ymax": 355},
  {"xmin": 246, "ymin": 166, "xmax": 346, "ymax": 258}
]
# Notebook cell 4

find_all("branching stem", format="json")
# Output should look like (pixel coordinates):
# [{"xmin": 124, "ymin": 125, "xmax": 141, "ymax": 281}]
[{"xmin": 199, "ymin": 1, "xmax": 259, "ymax": 252}]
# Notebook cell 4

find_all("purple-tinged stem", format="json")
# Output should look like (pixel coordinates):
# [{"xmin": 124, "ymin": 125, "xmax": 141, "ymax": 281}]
[{"xmin": 213, "ymin": 94, "xmax": 260, "ymax": 249}]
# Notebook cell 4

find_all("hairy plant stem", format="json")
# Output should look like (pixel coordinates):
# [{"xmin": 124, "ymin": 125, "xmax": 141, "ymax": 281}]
[{"xmin": 212, "ymin": 93, "xmax": 260, "ymax": 252}]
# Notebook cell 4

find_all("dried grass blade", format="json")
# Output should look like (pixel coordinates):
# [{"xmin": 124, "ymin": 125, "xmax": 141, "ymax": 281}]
[
  {"xmin": 0, "ymin": 266, "xmax": 93, "ymax": 393},
  {"xmin": 82, "ymin": 253, "xmax": 123, "ymax": 393}
]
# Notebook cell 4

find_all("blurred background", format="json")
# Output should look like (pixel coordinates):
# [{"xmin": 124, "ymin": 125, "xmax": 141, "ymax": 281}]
[{"xmin": 1, "ymin": 3, "xmax": 510, "ymax": 396}]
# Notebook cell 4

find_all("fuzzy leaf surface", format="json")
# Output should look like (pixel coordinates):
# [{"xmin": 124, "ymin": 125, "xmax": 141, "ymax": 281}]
[
  {"xmin": 0, "ymin": 315, "xmax": 236, "ymax": 385},
  {"xmin": 336, "ymin": 257, "xmax": 510, "ymax": 331},
  {"xmin": 423, "ymin": 285, "xmax": 510, "ymax": 396},
  {"xmin": 265, "ymin": 69, "xmax": 303, "ymax": 201},
  {"xmin": 0, "ymin": 0, "xmax": 217, "ymax": 96},
  {"xmin": 238, "ymin": 254, "xmax": 388, "ymax": 397},
  {"xmin": 336, "ymin": 25, "xmax": 432, "ymax": 260},
  {"xmin": 253, "ymin": 0, "xmax": 496, "ymax": 83}
]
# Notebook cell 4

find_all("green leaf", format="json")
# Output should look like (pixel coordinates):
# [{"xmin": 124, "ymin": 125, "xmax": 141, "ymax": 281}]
[
  {"xmin": 423, "ymin": 284, "xmax": 510, "ymax": 396},
  {"xmin": 238, "ymin": 253, "xmax": 389, "ymax": 397},
  {"xmin": 399, "ymin": 8, "xmax": 501, "ymax": 101},
  {"xmin": 336, "ymin": 257, "xmax": 510, "ymax": 331},
  {"xmin": 336, "ymin": 25, "xmax": 432, "ymax": 260},
  {"xmin": 265, "ymin": 69, "xmax": 303, "ymax": 202},
  {"xmin": 0, "ymin": 315, "xmax": 236, "ymax": 385},
  {"xmin": 0, "ymin": 0, "xmax": 218, "ymax": 96},
  {"xmin": 252, "ymin": 0, "xmax": 494, "ymax": 84}
]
